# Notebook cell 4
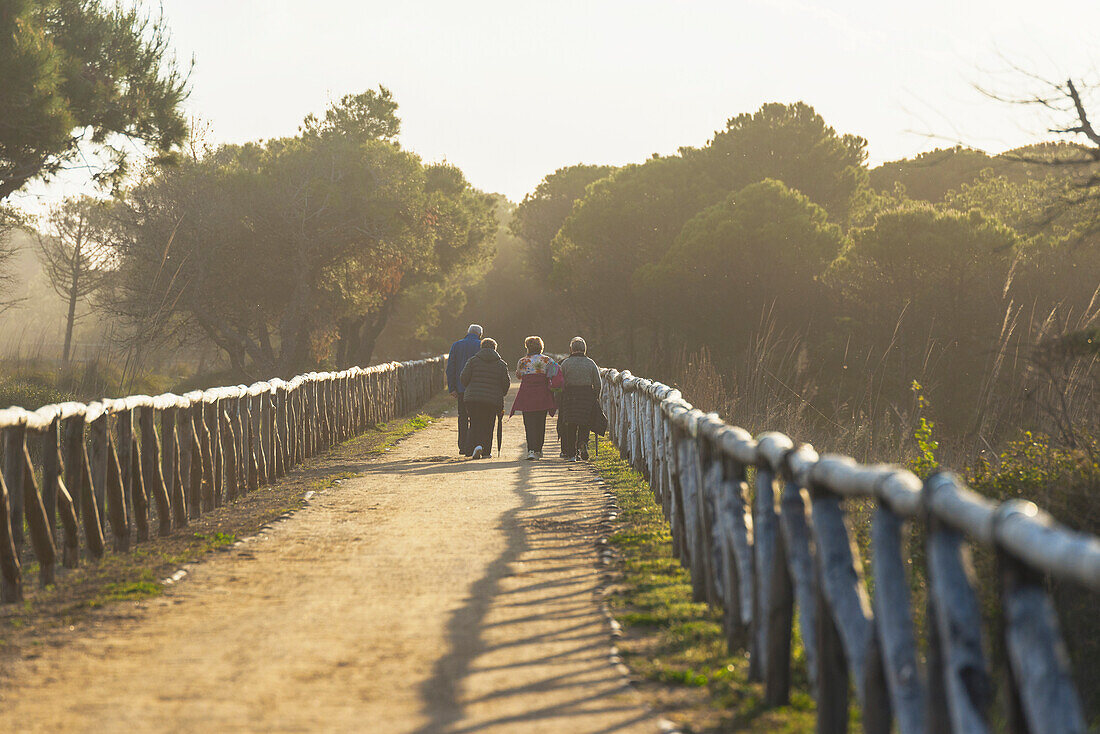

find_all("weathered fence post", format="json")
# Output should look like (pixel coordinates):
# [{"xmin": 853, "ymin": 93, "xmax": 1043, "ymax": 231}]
[
  {"xmin": 194, "ymin": 400, "xmax": 213, "ymax": 516},
  {"xmin": 221, "ymin": 406, "xmax": 239, "ymax": 503},
  {"xmin": 2, "ymin": 422, "xmax": 26, "ymax": 549},
  {"xmin": 161, "ymin": 402, "xmax": 187, "ymax": 529},
  {"xmin": 0, "ymin": 469, "xmax": 21, "ymax": 602},
  {"xmin": 924, "ymin": 472, "xmax": 993, "ymax": 733},
  {"xmin": 104, "ymin": 416, "xmax": 131, "ymax": 552},
  {"xmin": 129, "ymin": 433, "xmax": 150, "ymax": 543},
  {"xmin": 88, "ymin": 408, "xmax": 109, "ymax": 533},
  {"xmin": 993, "ymin": 501, "xmax": 1087, "ymax": 734},
  {"xmin": 41, "ymin": 415, "xmax": 61, "ymax": 541},
  {"xmin": 116, "ymin": 404, "xmax": 135, "ymax": 533},
  {"xmin": 44, "ymin": 415, "xmax": 80, "ymax": 568},
  {"xmin": 275, "ymin": 383, "xmax": 288, "ymax": 478},
  {"xmin": 78, "ymin": 436, "xmax": 105, "ymax": 560},
  {"xmin": 264, "ymin": 387, "xmax": 277, "ymax": 484},
  {"xmin": 244, "ymin": 391, "xmax": 258, "ymax": 493},
  {"xmin": 62, "ymin": 413, "xmax": 83, "ymax": 519}
]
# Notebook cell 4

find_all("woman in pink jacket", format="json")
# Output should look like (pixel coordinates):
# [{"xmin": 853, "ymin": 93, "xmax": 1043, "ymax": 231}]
[{"xmin": 510, "ymin": 336, "xmax": 560, "ymax": 460}]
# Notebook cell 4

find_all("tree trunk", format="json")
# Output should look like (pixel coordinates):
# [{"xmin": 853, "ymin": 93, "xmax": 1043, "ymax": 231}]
[
  {"xmin": 335, "ymin": 318, "xmax": 361, "ymax": 369},
  {"xmin": 62, "ymin": 288, "xmax": 77, "ymax": 363},
  {"xmin": 354, "ymin": 295, "xmax": 399, "ymax": 367},
  {"xmin": 62, "ymin": 239, "xmax": 83, "ymax": 363}
]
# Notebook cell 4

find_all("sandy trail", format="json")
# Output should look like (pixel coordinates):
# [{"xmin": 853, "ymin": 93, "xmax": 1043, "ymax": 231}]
[{"xmin": 0, "ymin": 404, "xmax": 658, "ymax": 733}]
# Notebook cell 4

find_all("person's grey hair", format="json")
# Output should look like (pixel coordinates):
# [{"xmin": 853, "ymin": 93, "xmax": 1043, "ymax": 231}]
[
  {"xmin": 467, "ymin": 323, "xmax": 483, "ymax": 337},
  {"xmin": 570, "ymin": 336, "xmax": 587, "ymax": 354},
  {"xmin": 481, "ymin": 337, "xmax": 497, "ymax": 350}
]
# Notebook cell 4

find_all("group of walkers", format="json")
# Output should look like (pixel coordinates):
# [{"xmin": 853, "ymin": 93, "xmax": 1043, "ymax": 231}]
[{"xmin": 445, "ymin": 324, "xmax": 604, "ymax": 461}]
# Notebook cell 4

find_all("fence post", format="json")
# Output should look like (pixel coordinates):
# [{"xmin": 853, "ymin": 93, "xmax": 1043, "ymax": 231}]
[
  {"xmin": 62, "ymin": 413, "xmax": 83, "ymax": 519},
  {"xmin": 88, "ymin": 410, "xmax": 109, "ymax": 533},
  {"xmin": 923, "ymin": 473, "xmax": 992, "ymax": 733},
  {"xmin": 104, "ymin": 416, "xmax": 131, "ymax": 552},
  {"xmin": 244, "ymin": 392, "xmax": 258, "ymax": 493},
  {"xmin": 264, "ymin": 387, "xmax": 277, "ymax": 483},
  {"xmin": 777, "ymin": 445, "xmax": 820, "ymax": 698},
  {"xmin": 251, "ymin": 391, "xmax": 267, "ymax": 485},
  {"xmin": 870, "ymin": 501, "xmax": 925, "ymax": 734},
  {"xmin": 45, "ymin": 416, "xmax": 80, "ymax": 568},
  {"xmin": 235, "ymin": 392, "xmax": 247, "ymax": 496},
  {"xmin": 162, "ymin": 404, "xmax": 186, "ymax": 528},
  {"xmin": 718, "ymin": 449, "xmax": 754, "ymax": 654},
  {"xmin": 993, "ymin": 501, "xmax": 1086, "ymax": 734},
  {"xmin": 197, "ymin": 401, "xmax": 214, "ymax": 515},
  {"xmin": 276, "ymin": 384, "xmax": 288, "ymax": 477},
  {"xmin": 116, "ymin": 405, "xmax": 135, "ymax": 535},
  {"xmin": 221, "ymin": 406, "xmax": 239, "ymax": 503},
  {"xmin": 809, "ymin": 482, "xmax": 874, "ymax": 732},
  {"xmin": 141, "ymin": 405, "xmax": 172, "ymax": 536},
  {"xmin": 18, "ymin": 430, "xmax": 55, "ymax": 587},
  {"xmin": 41, "ymin": 415, "xmax": 61, "ymax": 542},
  {"xmin": 2, "ymin": 423, "xmax": 26, "ymax": 549},
  {"xmin": 752, "ymin": 433, "xmax": 790, "ymax": 683},
  {"xmin": 129, "ymin": 428, "xmax": 150, "ymax": 543},
  {"xmin": 0, "ymin": 469, "xmax": 21, "ymax": 602},
  {"xmin": 79, "ymin": 438, "xmax": 105, "ymax": 560}
]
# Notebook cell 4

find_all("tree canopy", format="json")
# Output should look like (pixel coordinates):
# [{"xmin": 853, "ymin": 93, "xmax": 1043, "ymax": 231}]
[
  {"xmin": 693, "ymin": 102, "xmax": 868, "ymax": 223},
  {"xmin": 639, "ymin": 179, "xmax": 845, "ymax": 352},
  {"xmin": 0, "ymin": 0, "xmax": 190, "ymax": 201},
  {"xmin": 510, "ymin": 163, "xmax": 615, "ymax": 281},
  {"xmin": 103, "ymin": 91, "xmax": 494, "ymax": 376}
]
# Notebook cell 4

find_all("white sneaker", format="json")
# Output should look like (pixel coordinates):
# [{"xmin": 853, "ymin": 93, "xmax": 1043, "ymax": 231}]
[
  {"xmin": 472, "ymin": 445, "xmax": 484, "ymax": 459},
  {"xmin": 526, "ymin": 450, "xmax": 536, "ymax": 460}
]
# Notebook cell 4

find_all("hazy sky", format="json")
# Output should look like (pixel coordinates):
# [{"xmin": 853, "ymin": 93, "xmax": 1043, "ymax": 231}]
[{"xmin": 17, "ymin": 0, "xmax": 1100, "ymax": 208}]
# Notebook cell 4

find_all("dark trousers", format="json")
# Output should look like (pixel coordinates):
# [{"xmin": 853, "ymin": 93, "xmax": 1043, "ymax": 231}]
[
  {"xmin": 467, "ymin": 402, "xmax": 497, "ymax": 457},
  {"xmin": 457, "ymin": 393, "xmax": 471, "ymax": 455},
  {"xmin": 522, "ymin": 410, "xmax": 548, "ymax": 452},
  {"xmin": 560, "ymin": 422, "xmax": 590, "ymax": 458}
]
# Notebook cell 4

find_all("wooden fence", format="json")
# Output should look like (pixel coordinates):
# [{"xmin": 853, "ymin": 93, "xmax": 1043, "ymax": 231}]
[
  {"xmin": 0, "ymin": 357, "xmax": 445, "ymax": 603},
  {"xmin": 599, "ymin": 367, "xmax": 1100, "ymax": 734}
]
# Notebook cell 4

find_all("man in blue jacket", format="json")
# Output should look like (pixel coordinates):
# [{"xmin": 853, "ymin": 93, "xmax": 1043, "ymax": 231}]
[{"xmin": 446, "ymin": 324, "xmax": 483, "ymax": 456}]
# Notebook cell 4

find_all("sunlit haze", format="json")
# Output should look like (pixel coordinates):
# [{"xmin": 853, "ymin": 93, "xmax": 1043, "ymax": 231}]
[{"xmin": 15, "ymin": 0, "xmax": 1100, "ymax": 209}]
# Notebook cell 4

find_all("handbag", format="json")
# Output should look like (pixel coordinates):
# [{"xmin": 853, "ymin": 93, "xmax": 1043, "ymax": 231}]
[{"xmin": 549, "ymin": 369, "xmax": 564, "ymax": 391}]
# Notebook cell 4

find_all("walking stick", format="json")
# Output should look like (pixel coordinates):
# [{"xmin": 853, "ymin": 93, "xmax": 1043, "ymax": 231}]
[{"xmin": 496, "ymin": 411, "xmax": 503, "ymax": 456}]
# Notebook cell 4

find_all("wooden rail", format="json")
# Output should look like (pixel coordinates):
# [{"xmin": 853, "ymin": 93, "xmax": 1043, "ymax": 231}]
[
  {"xmin": 0, "ymin": 357, "xmax": 446, "ymax": 603},
  {"xmin": 599, "ymin": 368, "xmax": 1100, "ymax": 734}
]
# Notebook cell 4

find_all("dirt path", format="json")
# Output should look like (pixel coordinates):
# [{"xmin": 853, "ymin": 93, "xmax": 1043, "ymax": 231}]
[{"xmin": 0, "ymin": 404, "xmax": 660, "ymax": 733}]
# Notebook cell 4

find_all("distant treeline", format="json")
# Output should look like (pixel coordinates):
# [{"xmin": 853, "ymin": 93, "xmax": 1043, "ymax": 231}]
[{"xmin": 397, "ymin": 103, "xmax": 1097, "ymax": 472}]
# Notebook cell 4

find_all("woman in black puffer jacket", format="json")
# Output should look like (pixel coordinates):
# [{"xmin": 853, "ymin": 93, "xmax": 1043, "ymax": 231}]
[{"xmin": 460, "ymin": 338, "xmax": 511, "ymax": 459}]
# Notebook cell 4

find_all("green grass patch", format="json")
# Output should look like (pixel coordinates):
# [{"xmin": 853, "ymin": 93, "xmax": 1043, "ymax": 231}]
[
  {"xmin": 192, "ymin": 531, "xmax": 237, "ymax": 549},
  {"xmin": 593, "ymin": 436, "xmax": 820, "ymax": 733},
  {"xmin": 98, "ymin": 581, "xmax": 163, "ymax": 603}
]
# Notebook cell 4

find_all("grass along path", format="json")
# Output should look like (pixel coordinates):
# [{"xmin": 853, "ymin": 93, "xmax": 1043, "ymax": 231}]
[
  {"xmin": 0, "ymin": 391, "xmax": 452, "ymax": 655},
  {"xmin": 593, "ymin": 436, "xmax": 821, "ymax": 733}
]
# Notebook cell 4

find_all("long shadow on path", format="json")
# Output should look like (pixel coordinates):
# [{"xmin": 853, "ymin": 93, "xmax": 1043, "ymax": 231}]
[
  {"xmin": 413, "ymin": 458, "xmax": 539, "ymax": 734},
  {"xmin": 410, "ymin": 452, "xmax": 653, "ymax": 733}
]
